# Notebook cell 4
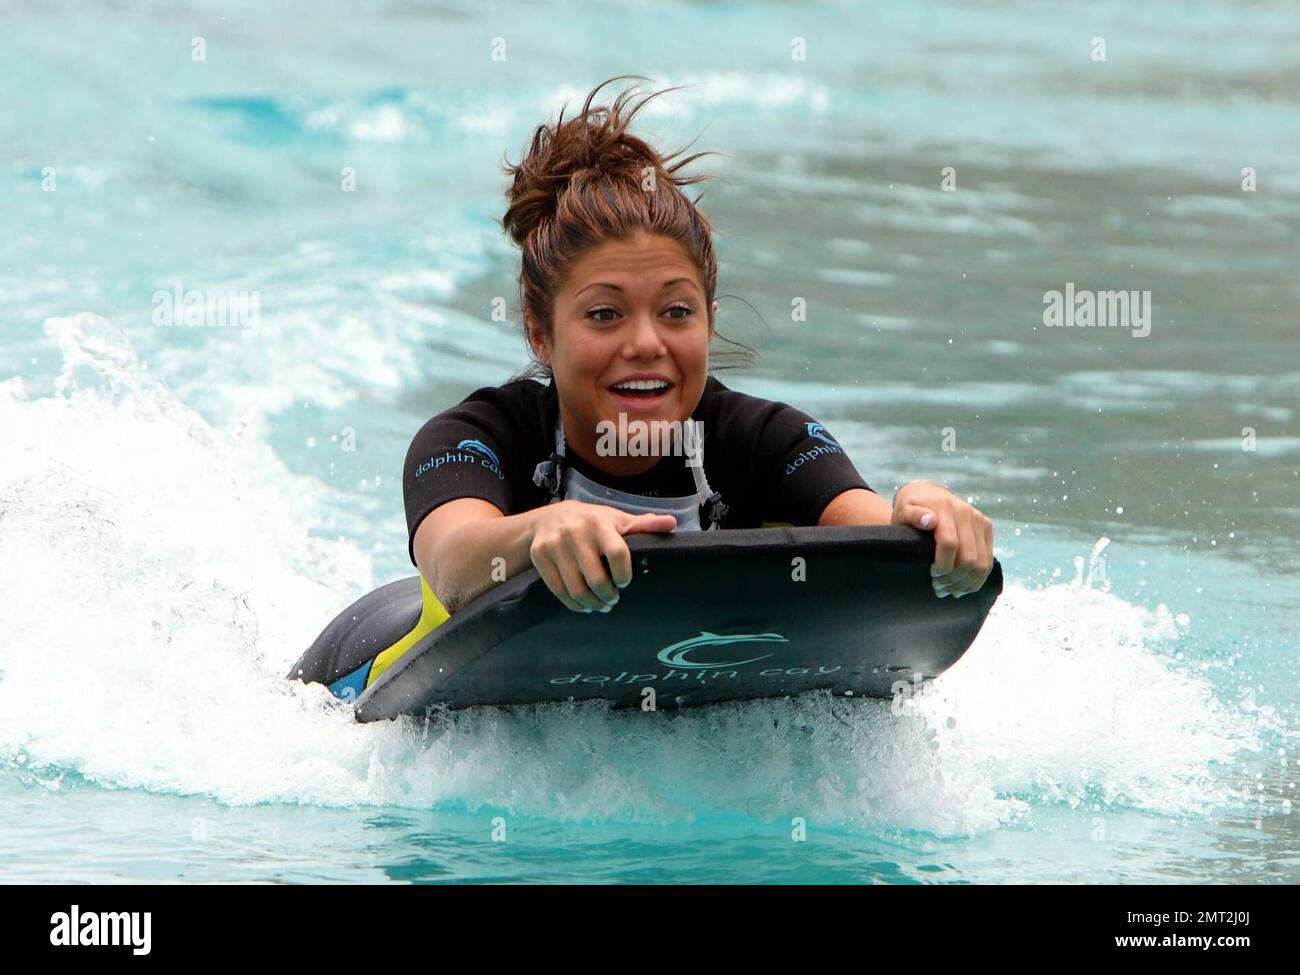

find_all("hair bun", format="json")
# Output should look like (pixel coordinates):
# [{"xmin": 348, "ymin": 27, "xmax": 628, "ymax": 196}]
[{"xmin": 502, "ymin": 77, "xmax": 676, "ymax": 247}]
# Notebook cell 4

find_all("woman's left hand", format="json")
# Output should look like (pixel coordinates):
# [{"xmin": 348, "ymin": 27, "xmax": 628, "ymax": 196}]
[{"xmin": 891, "ymin": 481, "xmax": 994, "ymax": 598}]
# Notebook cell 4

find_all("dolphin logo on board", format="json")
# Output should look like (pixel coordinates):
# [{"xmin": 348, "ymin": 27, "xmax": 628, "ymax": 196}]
[{"xmin": 656, "ymin": 632, "xmax": 788, "ymax": 670}]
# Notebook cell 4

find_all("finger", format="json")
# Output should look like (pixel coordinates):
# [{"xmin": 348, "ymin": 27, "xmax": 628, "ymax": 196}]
[
  {"xmin": 929, "ymin": 509, "xmax": 959, "ymax": 578},
  {"xmin": 935, "ymin": 563, "xmax": 979, "ymax": 598},
  {"xmin": 619, "ymin": 512, "xmax": 679, "ymax": 536},
  {"xmin": 598, "ymin": 527, "xmax": 634, "ymax": 590},
  {"xmin": 553, "ymin": 545, "xmax": 606, "ymax": 612},
  {"xmin": 894, "ymin": 504, "xmax": 938, "ymax": 531},
  {"xmin": 570, "ymin": 533, "xmax": 619, "ymax": 607},
  {"xmin": 963, "ymin": 513, "xmax": 993, "ymax": 595},
  {"xmin": 954, "ymin": 510, "xmax": 994, "ymax": 594},
  {"xmin": 982, "ymin": 513, "xmax": 995, "ymax": 578},
  {"xmin": 942, "ymin": 511, "xmax": 982, "ymax": 596},
  {"xmin": 532, "ymin": 548, "xmax": 588, "ymax": 613},
  {"xmin": 934, "ymin": 561, "xmax": 976, "ymax": 598}
]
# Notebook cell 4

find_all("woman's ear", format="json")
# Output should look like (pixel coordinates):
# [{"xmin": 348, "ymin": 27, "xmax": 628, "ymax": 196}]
[
  {"xmin": 709, "ymin": 299, "xmax": 718, "ymax": 336},
  {"xmin": 525, "ymin": 310, "xmax": 550, "ymax": 366}
]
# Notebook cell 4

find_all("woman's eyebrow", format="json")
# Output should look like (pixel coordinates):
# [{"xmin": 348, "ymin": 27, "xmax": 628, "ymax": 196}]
[{"xmin": 575, "ymin": 277, "xmax": 696, "ymax": 298}]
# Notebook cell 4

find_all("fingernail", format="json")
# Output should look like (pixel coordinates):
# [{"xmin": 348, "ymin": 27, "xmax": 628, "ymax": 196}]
[
  {"xmin": 582, "ymin": 607, "xmax": 593, "ymax": 614},
  {"xmin": 600, "ymin": 605, "xmax": 612, "ymax": 613},
  {"xmin": 920, "ymin": 512, "xmax": 935, "ymax": 529}
]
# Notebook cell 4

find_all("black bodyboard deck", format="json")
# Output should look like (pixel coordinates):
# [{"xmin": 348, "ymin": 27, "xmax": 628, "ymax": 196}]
[{"xmin": 308, "ymin": 526, "xmax": 1002, "ymax": 721}]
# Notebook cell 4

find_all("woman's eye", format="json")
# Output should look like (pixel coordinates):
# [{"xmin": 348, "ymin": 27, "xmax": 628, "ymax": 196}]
[{"xmin": 586, "ymin": 305, "xmax": 692, "ymax": 323}]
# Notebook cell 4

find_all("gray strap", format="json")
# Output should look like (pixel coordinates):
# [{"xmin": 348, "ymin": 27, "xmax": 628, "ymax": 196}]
[{"xmin": 553, "ymin": 415, "xmax": 716, "ymax": 496}]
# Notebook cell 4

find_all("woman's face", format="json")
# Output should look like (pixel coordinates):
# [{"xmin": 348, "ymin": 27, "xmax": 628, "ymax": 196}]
[{"xmin": 531, "ymin": 232, "xmax": 717, "ymax": 474}]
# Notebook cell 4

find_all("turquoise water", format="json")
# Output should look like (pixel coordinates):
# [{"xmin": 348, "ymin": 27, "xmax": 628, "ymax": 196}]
[{"xmin": 1, "ymin": 0, "xmax": 1297, "ymax": 883}]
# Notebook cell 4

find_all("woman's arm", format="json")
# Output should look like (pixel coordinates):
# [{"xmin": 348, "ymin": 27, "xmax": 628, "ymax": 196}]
[
  {"xmin": 413, "ymin": 498, "xmax": 540, "ymax": 614},
  {"xmin": 818, "ymin": 487, "xmax": 893, "ymax": 525},
  {"xmin": 819, "ymin": 483, "xmax": 994, "ymax": 598}
]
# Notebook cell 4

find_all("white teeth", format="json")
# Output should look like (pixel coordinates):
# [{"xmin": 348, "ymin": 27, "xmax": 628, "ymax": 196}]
[{"xmin": 612, "ymin": 380, "xmax": 669, "ymax": 392}]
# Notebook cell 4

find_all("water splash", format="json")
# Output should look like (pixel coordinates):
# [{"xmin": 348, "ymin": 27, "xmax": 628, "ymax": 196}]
[{"xmin": 0, "ymin": 318, "xmax": 1276, "ymax": 838}]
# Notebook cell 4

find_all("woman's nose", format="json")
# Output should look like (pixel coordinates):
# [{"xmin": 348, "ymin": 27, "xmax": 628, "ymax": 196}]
[{"xmin": 625, "ymin": 314, "xmax": 665, "ymax": 356}]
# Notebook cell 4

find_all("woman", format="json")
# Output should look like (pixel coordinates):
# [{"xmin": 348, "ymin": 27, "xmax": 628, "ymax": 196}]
[{"xmin": 403, "ymin": 78, "xmax": 994, "ymax": 623}]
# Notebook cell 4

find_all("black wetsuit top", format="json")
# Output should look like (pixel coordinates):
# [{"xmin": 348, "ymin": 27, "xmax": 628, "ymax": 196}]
[{"xmin": 402, "ymin": 375, "xmax": 873, "ymax": 566}]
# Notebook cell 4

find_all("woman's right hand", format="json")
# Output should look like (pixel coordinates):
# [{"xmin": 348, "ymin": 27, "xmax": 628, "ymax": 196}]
[{"xmin": 528, "ymin": 500, "xmax": 677, "ymax": 612}]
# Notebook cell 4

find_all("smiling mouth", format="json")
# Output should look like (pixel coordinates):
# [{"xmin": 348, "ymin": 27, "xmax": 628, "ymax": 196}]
[{"xmin": 608, "ymin": 380, "xmax": 673, "ymax": 398}]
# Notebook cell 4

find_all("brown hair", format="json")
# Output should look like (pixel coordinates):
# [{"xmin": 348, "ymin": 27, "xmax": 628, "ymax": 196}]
[{"xmin": 501, "ymin": 75, "xmax": 755, "ymax": 380}]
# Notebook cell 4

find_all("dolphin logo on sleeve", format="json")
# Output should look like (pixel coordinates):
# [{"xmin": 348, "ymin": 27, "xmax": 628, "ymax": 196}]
[
  {"xmin": 805, "ymin": 423, "xmax": 841, "ymax": 449},
  {"xmin": 457, "ymin": 438, "xmax": 501, "ymax": 468}
]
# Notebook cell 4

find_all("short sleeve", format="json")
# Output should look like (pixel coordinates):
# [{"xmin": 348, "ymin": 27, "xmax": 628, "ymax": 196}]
[
  {"xmin": 757, "ymin": 406, "xmax": 872, "ymax": 525},
  {"xmin": 402, "ymin": 397, "xmax": 514, "ymax": 566}
]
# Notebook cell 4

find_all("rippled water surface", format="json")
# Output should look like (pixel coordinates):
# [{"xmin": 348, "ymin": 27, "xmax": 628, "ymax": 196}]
[{"xmin": 1, "ymin": 0, "xmax": 1297, "ymax": 883}]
